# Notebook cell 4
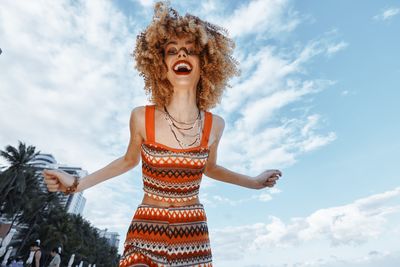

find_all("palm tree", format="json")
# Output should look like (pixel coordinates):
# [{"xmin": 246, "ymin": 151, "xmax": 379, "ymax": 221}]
[
  {"xmin": 1, "ymin": 141, "xmax": 120, "ymax": 265},
  {"xmin": 14, "ymin": 192, "xmax": 61, "ymax": 256},
  {"xmin": 0, "ymin": 141, "xmax": 42, "ymax": 234}
]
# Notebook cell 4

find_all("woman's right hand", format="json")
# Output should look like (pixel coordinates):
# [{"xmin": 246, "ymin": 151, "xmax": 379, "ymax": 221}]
[{"xmin": 42, "ymin": 169, "xmax": 75, "ymax": 193}]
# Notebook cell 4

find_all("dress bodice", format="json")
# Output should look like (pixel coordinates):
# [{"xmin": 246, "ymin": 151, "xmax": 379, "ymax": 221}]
[{"xmin": 141, "ymin": 105, "xmax": 213, "ymax": 203}]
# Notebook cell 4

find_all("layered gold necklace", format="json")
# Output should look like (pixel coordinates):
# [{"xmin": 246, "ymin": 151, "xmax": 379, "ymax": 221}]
[{"xmin": 163, "ymin": 106, "xmax": 202, "ymax": 148}]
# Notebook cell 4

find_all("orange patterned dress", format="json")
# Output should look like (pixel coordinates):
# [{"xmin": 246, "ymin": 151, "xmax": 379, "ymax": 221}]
[{"xmin": 119, "ymin": 105, "xmax": 213, "ymax": 267}]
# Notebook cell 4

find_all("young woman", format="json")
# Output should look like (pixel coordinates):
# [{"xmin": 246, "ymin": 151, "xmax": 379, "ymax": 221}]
[
  {"xmin": 27, "ymin": 240, "xmax": 44, "ymax": 267},
  {"xmin": 43, "ymin": 2, "xmax": 282, "ymax": 266},
  {"xmin": 48, "ymin": 247, "xmax": 61, "ymax": 267}
]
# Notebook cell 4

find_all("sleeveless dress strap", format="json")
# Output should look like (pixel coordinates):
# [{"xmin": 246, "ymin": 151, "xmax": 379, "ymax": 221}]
[
  {"xmin": 145, "ymin": 105, "xmax": 155, "ymax": 142},
  {"xmin": 200, "ymin": 111, "xmax": 213, "ymax": 147}
]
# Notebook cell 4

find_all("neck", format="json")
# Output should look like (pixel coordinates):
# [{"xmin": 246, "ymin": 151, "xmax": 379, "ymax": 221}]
[{"xmin": 165, "ymin": 86, "xmax": 199, "ymax": 121}]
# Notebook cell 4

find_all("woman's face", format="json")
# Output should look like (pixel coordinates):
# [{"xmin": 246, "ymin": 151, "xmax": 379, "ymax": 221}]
[{"xmin": 163, "ymin": 36, "xmax": 201, "ymax": 90}]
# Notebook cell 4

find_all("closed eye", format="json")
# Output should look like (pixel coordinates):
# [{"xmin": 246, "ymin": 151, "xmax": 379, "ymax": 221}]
[
  {"xmin": 187, "ymin": 48, "xmax": 196, "ymax": 55},
  {"xmin": 167, "ymin": 48, "xmax": 178, "ymax": 55},
  {"xmin": 166, "ymin": 46, "xmax": 198, "ymax": 56}
]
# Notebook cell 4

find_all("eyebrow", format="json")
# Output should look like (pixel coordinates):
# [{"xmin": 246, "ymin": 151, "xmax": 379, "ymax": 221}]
[{"xmin": 165, "ymin": 40, "xmax": 194, "ymax": 46}]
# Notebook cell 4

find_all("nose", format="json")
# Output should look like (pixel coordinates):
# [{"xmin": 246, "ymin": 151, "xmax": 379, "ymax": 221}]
[{"xmin": 177, "ymin": 47, "xmax": 188, "ymax": 58}]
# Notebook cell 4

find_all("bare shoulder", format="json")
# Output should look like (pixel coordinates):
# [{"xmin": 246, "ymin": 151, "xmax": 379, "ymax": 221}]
[
  {"xmin": 209, "ymin": 112, "xmax": 225, "ymax": 145},
  {"xmin": 131, "ymin": 105, "xmax": 145, "ymax": 118},
  {"xmin": 211, "ymin": 113, "xmax": 225, "ymax": 132},
  {"xmin": 131, "ymin": 106, "xmax": 146, "ymax": 125},
  {"xmin": 130, "ymin": 106, "xmax": 146, "ymax": 140}
]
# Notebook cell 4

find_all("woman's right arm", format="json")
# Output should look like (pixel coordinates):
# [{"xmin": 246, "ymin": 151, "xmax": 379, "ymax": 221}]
[{"xmin": 43, "ymin": 106, "xmax": 145, "ymax": 193}]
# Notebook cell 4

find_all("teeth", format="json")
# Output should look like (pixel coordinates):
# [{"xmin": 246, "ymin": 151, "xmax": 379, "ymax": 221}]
[{"xmin": 173, "ymin": 62, "xmax": 192, "ymax": 71}]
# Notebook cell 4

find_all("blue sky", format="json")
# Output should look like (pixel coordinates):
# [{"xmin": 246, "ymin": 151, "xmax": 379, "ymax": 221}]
[{"xmin": 1, "ymin": 0, "xmax": 400, "ymax": 266}]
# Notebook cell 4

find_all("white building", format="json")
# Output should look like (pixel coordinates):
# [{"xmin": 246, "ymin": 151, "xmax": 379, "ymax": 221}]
[
  {"xmin": 98, "ymin": 228, "xmax": 120, "ymax": 248},
  {"xmin": 66, "ymin": 190, "xmax": 86, "ymax": 215}
]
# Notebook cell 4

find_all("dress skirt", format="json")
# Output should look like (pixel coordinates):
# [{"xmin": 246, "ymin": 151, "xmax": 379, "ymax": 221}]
[{"xmin": 119, "ymin": 203, "xmax": 213, "ymax": 267}]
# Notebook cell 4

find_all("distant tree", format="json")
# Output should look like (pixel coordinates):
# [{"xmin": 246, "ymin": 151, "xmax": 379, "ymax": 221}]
[
  {"xmin": 14, "ymin": 192, "xmax": 61, "ymax": 259},
  {"xmin": 1, "ymin": 141, "xmax": 120, "ymax": 266},
  {"xmin": 0, "ymin": 141, "xmax": 42, "ymax": 234}
]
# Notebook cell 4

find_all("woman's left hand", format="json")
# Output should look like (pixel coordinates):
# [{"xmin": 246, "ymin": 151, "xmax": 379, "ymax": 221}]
[{"xmin": 252, "ymin": 169, "xmax": 282, "ymax": 189}]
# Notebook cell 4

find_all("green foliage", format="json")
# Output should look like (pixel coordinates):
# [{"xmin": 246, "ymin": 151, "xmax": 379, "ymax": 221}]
[
  {"xmin": 16, "ymin": 212, "xmax": 120, "ymax": 266},
  {"xmin": 0, "ymin": 141, "xmax": 41, "ymax": 219},
  {"xmin": 1, "ymin": 141, "xmax": 120, "ymax": 266}
]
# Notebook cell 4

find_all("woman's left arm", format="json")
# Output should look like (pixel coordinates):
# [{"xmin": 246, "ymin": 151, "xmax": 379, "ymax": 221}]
[
  {"xmin": 204, "ymin": 115, "xmax": 282, "ymax": 189},
  {"xmin": 35, "ymin": 250, "xmax": 41, "ymax": 267}
]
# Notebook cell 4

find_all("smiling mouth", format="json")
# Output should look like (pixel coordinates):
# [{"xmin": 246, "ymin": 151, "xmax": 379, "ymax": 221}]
[{"xmin": 172, "ymin": 60, "xmax": 193, "ymax": 75}]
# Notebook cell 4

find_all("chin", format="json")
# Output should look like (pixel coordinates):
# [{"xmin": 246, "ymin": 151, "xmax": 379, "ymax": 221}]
[
  {"xmin": 173, "ymin": 82, "xmax": 197, "ymax": 88},
  {"xmin": 168, "ymin": 76, "xmax": 199, "ymax": 88}
]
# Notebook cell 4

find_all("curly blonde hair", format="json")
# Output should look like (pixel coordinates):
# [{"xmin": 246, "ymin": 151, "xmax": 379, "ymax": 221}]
[{"xmin": 133, "ymin": 1, "xmax": 240, "ymax": 110}]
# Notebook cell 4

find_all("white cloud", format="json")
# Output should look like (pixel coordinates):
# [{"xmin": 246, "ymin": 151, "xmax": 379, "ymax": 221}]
[
  {"xmin": 219, "ymin": 110, "xmax": 336, "ymax": 174},
  {"xmin": 257, "ymin": 193, "xmax": 273, "ymax": 202},
  {"xmin": 326, "ymin": 41, "xmax": 349, "ymax": 56},
  {"xmin": 0, "ymin": 0, "xmax": 147, "ymax": 254},
  {"xmin": 286, "ymin": 250, "xmax": 400, "ymax": 267},
  {"xmin": 237, "ymin": 80, "xmax": 327, "ymax": 131},
  {"xmin": 0, "ymin": 0, "xmax": 344, "ymax": 258},
  {"xmin": 200, "ymin": 189, "xmax": 280, "ymax": 207},
  {"xmin": 136, "ymin": 0, "xmax": 155, "ymax": 7},
  {"xmin": 222, "ymin": 36, "xmax": 346, "ymax": 116},
  {"xmin": 220, "ymin": 0, "xmax": 301, "ymax": 38},
  {"xmin": 269, "ymin": 187, "xmax": 282, "ymax": 194},
  {"xmin": 299, "ymin": 132, "xmax": 336, "ymax": 152},
  {"xmin": 298, "ymin": 115, "xmax": 337, "ymax": 152},
  {"xmin": 224, "ymin": 250, "xmax": 400, "ymax": 267},
  {"xmin": 340, "ymin": 90, "xmax": 357, "ymax": 97},
  {"xmin": 201, "ymin": 0, "xmax": 217, "ymax": 13},
  {"xmin": 211, "ymin": 187, "xmax": 400, "ymax": 262},
  {"xmin": 0, "ymin": 0, "xmax": 146, "ymax": 167},
  {"xmin": 373, "ymin": 7, "xmax": 400, "ymax": 21},
  {"xmin": 214, "ymin": 35, "xmax": 341, "ymax": 174}
]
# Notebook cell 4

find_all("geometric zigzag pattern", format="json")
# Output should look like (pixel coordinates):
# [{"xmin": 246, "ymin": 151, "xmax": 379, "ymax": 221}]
[
  {"xmin": 120, "ymin": 105, "xmax": 214, "ymax": 266},
  {"xmin": 119, "ymin": 204, "xmax": 213, "ymax": 267},
  {"xmin": 140, "ymin": 143, "xmax": 210, "ymax": 203}
]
